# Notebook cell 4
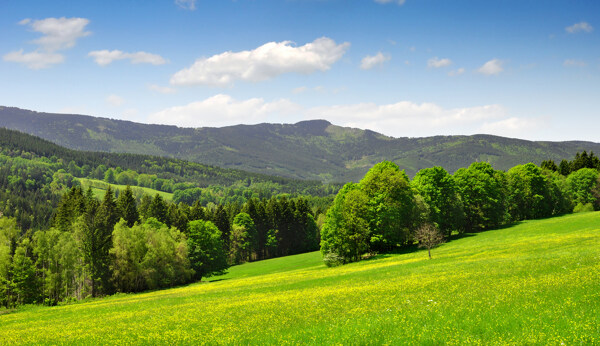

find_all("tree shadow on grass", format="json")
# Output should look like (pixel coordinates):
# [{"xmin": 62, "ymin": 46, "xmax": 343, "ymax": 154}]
[{"xmin": 208, "ymin": 278, "xmax": 230, "ymax": 283}]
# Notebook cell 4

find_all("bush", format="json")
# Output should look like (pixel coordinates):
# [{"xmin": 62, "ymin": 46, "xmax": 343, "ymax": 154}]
[
  {"xmin": 323, "ymin": 252, "xmax": 344, "ymax": 267},
  {"xmin": 573, "ymin": 202, "xmax": 594, "ymax": 213}
]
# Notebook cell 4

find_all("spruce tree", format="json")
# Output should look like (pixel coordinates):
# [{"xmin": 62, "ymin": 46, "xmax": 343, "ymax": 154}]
[{"xmin": 117, "ymin": 185, "xmax": 139, "ymax": 227}]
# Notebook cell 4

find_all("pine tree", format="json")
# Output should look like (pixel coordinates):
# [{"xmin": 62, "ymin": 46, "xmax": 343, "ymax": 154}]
[
  {"xmin": 148, "ymin": 194, "xmax": 168, "ymax": 225},
  {"xmin": 117, "ymin": 185, "xmax": 139, "ymax": 227}
]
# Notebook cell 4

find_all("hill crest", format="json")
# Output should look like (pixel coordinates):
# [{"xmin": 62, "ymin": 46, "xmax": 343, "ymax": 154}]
[{"xmin": 1, "ymin": 106, "xmax": 599, "ymax": 182}]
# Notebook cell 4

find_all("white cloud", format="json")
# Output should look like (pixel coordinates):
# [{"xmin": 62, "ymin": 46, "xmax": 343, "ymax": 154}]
[
  {"xmin": 148, "ymin": 84, "xmax": 177, "ymax": 94},
  {"xmin": 563, "ymin": 59, "xmax": 587, "ymax": 67},
  {"xmin": 448, "ymin": 67, "xmax": 465, "ymax": 76},
  {"xmin": 427, "ymin": 57, "xmax": 452, "ymax": 68},
  {"xmin": 305, "ymin": 102, "xmax": 509, "ymax": 137},
  {"xmin": 2, "ymin": 50, "xmax": 64, "ymax": 70},
  {"xmin": 175, "ymin": 0, "xmax": 197, "ymax": 10},
  {"xmin": 374, "ymin": 0, "xmax": 406, "ymax": 5},
  {"xmin": 360, "ymin": 52, "xmax": 391, "ymax": 70},
  {"xmin": 3, "ymin": 17, "xmax": 90, "ymax": 69},
  {"xmin": 170, "ymin": 37, "xmax": 350, "ymax": 86},
  {"xmin": 89, "ymin": 50, "xmax": 167, "ymax": 66},
  {"xmin": 477, "ymin": 59, "xmax": 504, "ymax": 75},
  {"xmin": 479, "ymin": 117, "xmax": 546, "ymax": 138},
  {"xmin": 149, "ymin": 94, "xmax": 302, "ymax": 127},
  {"xmin": 28, "ymin": 17, "xmax": 91, "ymax": 51},
  {"xmin": 106, "ymin": 94, "xmax": 125, "ymax": 107},
  {"xmin": 565, "ymin": 21, "xmax": 593, "ymax": 34}
]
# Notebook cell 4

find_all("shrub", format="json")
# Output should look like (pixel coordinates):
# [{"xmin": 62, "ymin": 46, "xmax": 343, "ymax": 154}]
[
  {"xmin": 323, "ymin": 252, "xmax": 344, "ymax": 267},
  {"xmin": 573, "ymin": 202, "xmax": 594, "ymax": 213}
]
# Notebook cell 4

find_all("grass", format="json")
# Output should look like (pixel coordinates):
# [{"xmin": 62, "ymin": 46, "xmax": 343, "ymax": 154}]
[
  {"xmin": 77, "ymin": 178, "xmax": 173, "ymax": 201},
  {"xmin": 1, "ymin": 212, "xmax": 599, "ymax": 344}
]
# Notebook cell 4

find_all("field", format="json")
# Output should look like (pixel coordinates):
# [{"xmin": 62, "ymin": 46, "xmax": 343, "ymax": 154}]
[
  {"xmin": 1, "ymin": 212, "xmax": 599, "ymax": 344},
  {"xmin": 77, "ymin": 178, "xmax": 174, "ymax": 201}
]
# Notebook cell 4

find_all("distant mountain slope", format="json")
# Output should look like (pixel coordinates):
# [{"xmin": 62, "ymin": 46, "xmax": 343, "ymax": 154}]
[{"xmin": 1, "ymin": 106, "xmax": 599, "ymax": 182}]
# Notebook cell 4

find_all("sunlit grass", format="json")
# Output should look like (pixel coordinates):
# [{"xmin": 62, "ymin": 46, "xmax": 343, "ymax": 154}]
[
  {"xmin": 1, "ymin": 212, "xmax": 598, "ymax": 344},
  {"xmin": 78, "ymin": 178, "xmax": 173, "ymax": 201}
]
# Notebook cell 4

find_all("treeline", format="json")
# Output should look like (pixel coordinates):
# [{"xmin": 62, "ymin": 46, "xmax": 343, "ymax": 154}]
[
  {"xmin": 0, "ymin": 185, "xmax": 320, "ymax": 307},
  {"xmin": 321, "ymin": 159, "xmax": 600, "ymax": 265}
]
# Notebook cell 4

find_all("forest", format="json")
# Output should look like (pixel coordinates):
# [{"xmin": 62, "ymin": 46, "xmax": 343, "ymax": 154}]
[{"xmin": 1, "ymin": 127, "xmax": 599, "ymax": 308}]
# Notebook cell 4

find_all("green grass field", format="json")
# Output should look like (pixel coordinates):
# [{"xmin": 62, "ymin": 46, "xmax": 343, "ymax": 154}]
[
  {"xmin": 1, "ymin": 212, "xmax": 599, "ymax": 344},
  {"xmin": 77, "ymin": 178, "xmax": 173, "ymax": 201}
]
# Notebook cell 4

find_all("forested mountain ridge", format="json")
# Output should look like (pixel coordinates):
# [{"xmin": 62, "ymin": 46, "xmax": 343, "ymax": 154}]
[{"xmin": 2, "ymin": 106, "xmax": 600, "ymax": 182}]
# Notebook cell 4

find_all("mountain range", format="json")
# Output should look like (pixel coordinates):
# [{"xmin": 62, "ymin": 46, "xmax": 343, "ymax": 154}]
[{"xmin": 1, "ymin": 106, "xmax": 599, "ymax": 182}]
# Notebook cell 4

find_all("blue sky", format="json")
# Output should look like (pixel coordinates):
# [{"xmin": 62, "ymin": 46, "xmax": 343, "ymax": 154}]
[{"xmin": 1, "ymin": 0, "xmax": 599, "ymax": 141}]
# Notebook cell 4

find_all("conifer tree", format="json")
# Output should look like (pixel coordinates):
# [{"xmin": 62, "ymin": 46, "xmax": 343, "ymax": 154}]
[{"xmin": 117, "ymin": 185, "xmax": 139, "ymax": 227}]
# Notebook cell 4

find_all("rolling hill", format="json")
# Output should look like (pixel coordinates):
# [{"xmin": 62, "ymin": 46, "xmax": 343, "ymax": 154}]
[
  {"xmin": 2, "ymin": 106, "xmax": 599, "ymax": 182},
  {"xmin": 1, "ymin": 212, "xmax": 598, "ymax": 344}
]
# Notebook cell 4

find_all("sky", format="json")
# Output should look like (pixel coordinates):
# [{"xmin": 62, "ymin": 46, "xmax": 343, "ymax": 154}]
[{"xmin": 1, "ymin": 0, "xmax": 599, "ymax": 142}]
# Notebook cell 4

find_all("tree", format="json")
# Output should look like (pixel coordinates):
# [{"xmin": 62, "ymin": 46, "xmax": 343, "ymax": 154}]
[
  {"xmin": 414, "ymin": 223, "xmax": 445, "ymax": 259},
  {"xmin": 231, "ymin": 213, "xmax": 256, "ymax": 262},
  {"xmin": 116, "ymin": 185, "xmax": 139, "ymax": 227},
  {"xmin": 110, "ymin": 220, "xmax": 147, "ymax": 292},
  {"xmin": 11, "ymin": 239, "xmax": 38, "ymax": 305},
  {"xmin": 454, "ymin": 162, "xmax": 507, "ymax": 232},
  {"xmin": 506, "ymin": 163, "xmax": 553, "ymax": 220},
  {"xmin": 320, "ymin": 183, "xmax": 370, "ymax": 263},
  {"xmin": 147, "ymin": 194, "xmax": 168, "ymax": 225},
  {"xmin": 111, "ymin": 218, "xmax": 192, "ymax": 292},
  {"xmin": 412, "ymin": 166, "xmax": 464, "ymax": 237},
  {"xmin": 187, "ymin": 220, "xmax": 228, "ymax": 282},
  {"xmin": 566, "ymin": 168, "xmax": 600, "ymax": 211},
  {"xmin": 104, "ymin": 169, "xmax": 116, "ymax": 184},
  {"xmin": 359, "ymin": 161, "xmax": 416, "ymax": 251}
]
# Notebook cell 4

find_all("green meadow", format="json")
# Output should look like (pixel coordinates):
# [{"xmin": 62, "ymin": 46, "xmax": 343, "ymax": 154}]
[
  {"xmin": 77, "ymin": 178, "xmax": 174, "ymax": 201},
  {"xmin": 1, "ymin": 212, "xmax": 598, "ymax": 344}
]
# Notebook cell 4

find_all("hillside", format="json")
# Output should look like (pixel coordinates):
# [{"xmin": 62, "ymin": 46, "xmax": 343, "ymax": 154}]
[
  {"xmin": 2, "ymin": 106, "xmax": 599, "ymax": 182},
  {"xmin": 1, "ymin": 212, "xmax": 598, "ymax": 344}
]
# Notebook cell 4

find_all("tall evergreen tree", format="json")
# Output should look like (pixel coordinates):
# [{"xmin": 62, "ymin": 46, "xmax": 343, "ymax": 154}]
[{"xmin": 116, "ymin": 185, "xmax": 139, "ymax": 227}]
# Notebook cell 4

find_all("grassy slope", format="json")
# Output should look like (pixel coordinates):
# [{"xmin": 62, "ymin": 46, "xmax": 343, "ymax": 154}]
[
  {"xmin": 1, "ymin": 212, "xmax": 599, "ymax": 344},
  {"xmin": 77, "ymin": 178, "xmax": 173, "ymax": 201}
]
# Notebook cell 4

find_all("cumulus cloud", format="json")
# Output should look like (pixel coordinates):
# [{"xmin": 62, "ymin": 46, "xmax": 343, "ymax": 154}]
[
  {"xmin": 3, "ymin": 50, "xmax": 64, "ymax": 69},
  {"xmin": 563, "ymin": 59, "xmax": 587, "ymax": 67},
  {"xmin": 477, "ymin": 59, "xmax": 504, "ymax": 75},
  {"xmin": 427, "ymin": 57, "xmax": 452, "ymax": 68},
  {"xmin": 175, "ymin": 0, "xmax": 197, "ymax": 10},
  {"xmin": 88, "ymin": 50, "xmax": 167, "ymax": 66},
  {"xmin": 374, "ymin": 0, "xmax": 406, "ymax": 5},
  {"xmin": 3, "ymin": 17, "xmax": 90, "ymax": 69},
  {"xmin": 565, "ymin": 21, "xmax": 593, "ymax": 34},
  {"xmin": 170, "ymin": 37, "xmax": 350, "ymax": 86},
  {"xmin": 106, "ymin": 94, "xmax": 125, "ymax": 107},
  {"xmin": 305, "ymin": 102, "xmax": 509, "ymax": 137},
  {"xmin": 448, "ymin": 67, "xmax": 465, "ymax": 76},
  {"xmin": 149, "ymin": 94, "xmax": 302, "ymax": 127},
  {"xmin": 479, "ymin": 117, "xmax": 546, "ymax": 138},
  {"xmin": 148, "ymin": 84, "xmax": 177, "ymax": 94},
  {"xmin": 360, "ymin": 52, "xmax": 391, "ymax": 70}
]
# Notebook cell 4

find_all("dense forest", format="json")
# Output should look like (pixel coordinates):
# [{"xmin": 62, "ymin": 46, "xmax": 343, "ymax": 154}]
[{"xmin": 1, "ymin": 126, "xmax": 599, "ymax": 308}]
